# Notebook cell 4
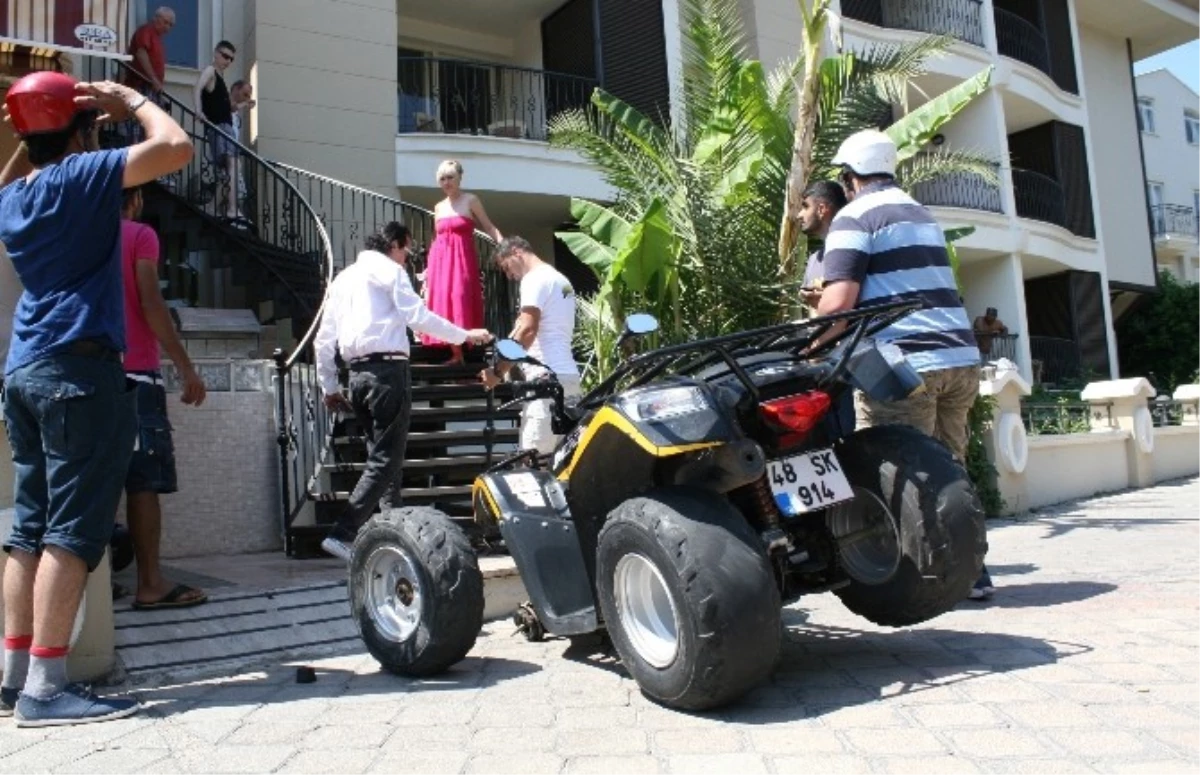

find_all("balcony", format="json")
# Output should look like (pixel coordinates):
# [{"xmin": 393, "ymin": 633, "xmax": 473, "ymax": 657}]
[
  {"xmin": 397, "ymin": 57, "xmax": 596, "ymax": 142},
  {"xmin": 1011, "ymin": 168, "xmax": 1068, "ymax": 231},
  {"xmin": 912, "ymin": 165, "xmax": 1003, "ymax": 213},
  {"xmin": 840, "ymin": 0, "xmax": 985, "ymax": 47},
  {"xmin": 993, "ymin": 9, "xmax": 1051, "ymax": 77},
  {"xmin": 1151, "ymin": 204, "xmax": 1199, "ymax": 242}
]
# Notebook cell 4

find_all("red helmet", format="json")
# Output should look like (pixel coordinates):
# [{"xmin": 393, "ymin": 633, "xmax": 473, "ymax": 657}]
[{"xmin": 5, "ymin": 71, "xmax": 81, "ymax": 136}]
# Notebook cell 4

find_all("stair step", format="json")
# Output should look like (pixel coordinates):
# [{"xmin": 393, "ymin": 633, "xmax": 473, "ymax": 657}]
[
  {"xmin": 333, "ymin": 427, "xmax": 519, "ymax": 448},
  {"xmin": 411, "ymin": 405, "xmax": 520, "ymax": 424},
  {"xmin": 412, "ymin": 382, "xmax": 514, "ymax": 402},
  {"xmin": 322, "ymin": 455, "xmax": 491, "ymax": 473},
  {"xmin": 313, "ymin": 485, "xmax": 474, "ymax": 503}
]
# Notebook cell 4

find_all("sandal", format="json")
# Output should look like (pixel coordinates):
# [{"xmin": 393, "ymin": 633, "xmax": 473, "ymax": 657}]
[{"xmin": 131, "ymin": 583, "xmax": 208, "ymax": 610}]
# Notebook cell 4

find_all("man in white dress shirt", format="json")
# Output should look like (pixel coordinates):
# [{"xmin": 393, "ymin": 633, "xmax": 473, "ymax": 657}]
[{"xmin": 315, "ymin": 222, "xmax": 492, "ymax": 560}]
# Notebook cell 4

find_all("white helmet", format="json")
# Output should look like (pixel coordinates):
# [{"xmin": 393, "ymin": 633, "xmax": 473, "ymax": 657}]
[{"xmin": 832, "ymin": 129, "xmax": 898, "ymax": 177}]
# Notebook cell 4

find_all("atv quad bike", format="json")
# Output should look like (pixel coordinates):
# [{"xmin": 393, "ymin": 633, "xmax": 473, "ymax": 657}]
[
  {"xmin": 344, "ymin": 302, "xmax": 985, "ymax": 707},
  {"xmin": 468, "ymin": 301, "xmax": 986, "ymax": 710}
]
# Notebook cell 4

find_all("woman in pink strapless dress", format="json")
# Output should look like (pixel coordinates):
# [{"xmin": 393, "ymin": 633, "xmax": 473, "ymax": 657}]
[{"xmin": 420, "ymin": 159, "xmax": 502, "ymax": 364}]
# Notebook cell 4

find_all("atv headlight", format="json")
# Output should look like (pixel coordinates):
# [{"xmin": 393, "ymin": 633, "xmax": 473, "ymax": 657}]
[{"xmin": 617, "ymin": 385, "xmax": 710, "ymax": 422}]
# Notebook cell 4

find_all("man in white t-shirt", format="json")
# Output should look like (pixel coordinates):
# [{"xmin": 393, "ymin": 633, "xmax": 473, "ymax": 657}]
[{"xmin": 480, "ymin": 236, "xmax": 580, "ymax": 455}]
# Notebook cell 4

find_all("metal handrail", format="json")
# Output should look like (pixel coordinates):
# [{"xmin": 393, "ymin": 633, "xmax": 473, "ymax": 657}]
[
  {"xmin": 912, "ymin": 162, "xmax": 1004, "ymax": 213},
  {"xmin": 398, "ymin": 56, "xmax": 597, "ymax": 141},
  {"xmin": 993, "ymin": 8, "xmax": 1051, "ymax": 78},
  {"xmin": 1011, "ymin": 168, "xmax": 1068, "ymax": 230},
  {"xmin": 1150, "ymin": 204, "xmax": 1199, "ymax": 239},
  {"xmin": 842, "ymin": 0, "xmax": 985, "ymax": 46}
]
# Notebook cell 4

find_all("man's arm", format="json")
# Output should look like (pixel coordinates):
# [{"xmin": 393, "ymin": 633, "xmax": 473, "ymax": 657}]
[
  {"xmin": 392, "ymin": 269, "xmax": 486, "ymax": 345},
  {"xmin": 482, "ymin": 307, "xmax": 540, "ymax": 388},
  {"xmin": 74, "ymin": 81, "xmax": 192, "ymax": 186},
  {"xmin": 134, "ymin": 260, "xmax": 205, "ymax": 406},
  {"xmin": 133, "ymin": 48, "xmax": 161, "ymax": 91},
  {"xmin": 193, "ymin": 66, "xmax": 214, "ymax": 114},
  {"xmin": 0, "ymin": 143, "xmax": 32, "ymax": 188},
  {"xmin": 314, "ymin": 298, "xmax": 340, "ymax": 398}
]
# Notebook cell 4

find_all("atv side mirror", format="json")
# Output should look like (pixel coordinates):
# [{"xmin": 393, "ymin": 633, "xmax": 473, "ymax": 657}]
[
  {"xmin": 495, "ymin": 339, "xmax": 530, "ymax": 363},
  {"xmin": 625, "ymin": 313, "xmax": 659, "ymax": 336}
]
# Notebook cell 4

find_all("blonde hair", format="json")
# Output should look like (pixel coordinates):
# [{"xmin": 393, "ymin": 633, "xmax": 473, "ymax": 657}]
[{"xmin": 436, "ymin": 159, "xmax": 463, "ymax": 182}]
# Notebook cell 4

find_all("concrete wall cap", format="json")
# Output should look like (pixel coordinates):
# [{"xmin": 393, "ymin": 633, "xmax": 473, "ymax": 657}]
[
  {"xmin": 1080, "ymin": 378, "xmax": 1157, "ymax": 401},
  {"xmin": 1172, "ymin": 384, "xmax": 1200, "ymax": 401},
  {"xmin": 980, "ymin": 369, "xmax": 1032, "ymax": 398}
]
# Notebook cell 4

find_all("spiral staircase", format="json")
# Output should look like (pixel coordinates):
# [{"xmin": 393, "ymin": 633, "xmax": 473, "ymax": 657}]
[{"xmin": 93, "ymin": 63, "xmax": 521, "ymax": 558}]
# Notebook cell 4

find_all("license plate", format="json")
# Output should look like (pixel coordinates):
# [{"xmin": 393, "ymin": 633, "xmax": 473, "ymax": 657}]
[{"xmin": 768, "ymin": 447, "xmax": 854, "ymax": 515}]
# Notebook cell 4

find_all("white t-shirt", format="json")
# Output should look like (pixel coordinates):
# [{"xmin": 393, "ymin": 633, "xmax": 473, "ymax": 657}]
[{"xmin": 520, "ymin": 263, "xmax": 578, "ymax": 377}]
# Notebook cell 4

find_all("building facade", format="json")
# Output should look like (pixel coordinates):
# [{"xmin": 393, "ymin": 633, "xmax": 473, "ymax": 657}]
[
  {"xmin": 1136, "ymin": 68, "xmax": 1200, "ymax": 284},
  {"xmin": 5, "ymin": 0, "xmax": 1198, "ymax": 386}
]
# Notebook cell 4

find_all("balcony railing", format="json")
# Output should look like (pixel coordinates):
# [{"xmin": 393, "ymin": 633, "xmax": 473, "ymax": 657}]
[
  {"xmin": 912, "ymin": 165, "xmax": 1003, "ymax": 213},
  {"xmin": 1029, "ymin": 335, "xmax": 1081, "ymax": 386},
  {"xmin": 841, "ymin": 0, "xmax": 985, "ymax": 46},
  {"xmin": 1150, "ymin": 204, "xmax": 1199, "ymax": 240},
  {"xmin": 977, "ymin": 332, "xmax": 1018, "ymax": 362},
  {"xmin": 398, "ymin": 57, "xmax": 596, "ymax": 142},
  {"xmin": 994, "ymin": 8, "xmax": 1051, "ymax": 79},
  {"xmin": 1011, "ymin": 168, "xmax": 1068, "ymax": 230}
]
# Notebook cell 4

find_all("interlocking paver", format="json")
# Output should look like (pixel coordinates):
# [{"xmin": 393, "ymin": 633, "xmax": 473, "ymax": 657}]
[{"xmin": 0, "ymin": 479, "xmax": 1194, "ymax": 775}]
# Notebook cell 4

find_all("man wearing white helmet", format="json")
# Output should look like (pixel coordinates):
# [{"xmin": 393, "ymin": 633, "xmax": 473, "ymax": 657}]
[{"xmin": 817, "ymin": 129, "xmax": 993, "ymax": 601}]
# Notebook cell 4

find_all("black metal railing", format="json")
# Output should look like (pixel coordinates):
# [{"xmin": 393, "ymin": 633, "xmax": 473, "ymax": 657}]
[
  {"xmin": 1029, "ymin": 335, "xmax": 1081, "ymax": 386},
  {"xmin": 912, "ymin": 164, "xmax": 1003, "ymax": 213},
  {"xmin": 1150, "ymin": 204, "xmax": 1199, "ymax": 239},
  {"xmin": 994, "ymin": 8, "xmax": 1051, "ymax": 78},
  {"xmin": 1020, "ymin": 400, "xmax": 1109, "ymax": 435},
  {"xmin": 977, "ymin": 332, "xmax": 1018, "ymax": 362},
  {"xmin": 398, "ymin": 56, "xmax": 596, "ymax": 141},
  {"xmin": 1148, "ymin": 397, "xmax": 1190, "ymax": 427},
  {"xmin": 266, "ymin": 163, "xmax": 519, "ymax": 551},
  {"xmin": 1012, "ymin": 168, "xmax": 1068, "ymax": 230},
  {"xmin": 842, "ymin": 0, "xmax": 984, "ymax": 46}
]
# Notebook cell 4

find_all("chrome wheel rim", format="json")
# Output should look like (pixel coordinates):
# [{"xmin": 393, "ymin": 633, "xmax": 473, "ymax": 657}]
[
  {"xmin": 613, "ymin": 553, "xmax": 680, "ymax": 669},
  {"xmin": 364, "ymin": 545, "xmax": 423, "ymax": 643},
  {"xmin": 828, "ymin": 485, "xmax": 902, "ymax": 585}
]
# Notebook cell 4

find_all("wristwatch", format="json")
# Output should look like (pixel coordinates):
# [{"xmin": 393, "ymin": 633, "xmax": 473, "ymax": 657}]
[{"xmin": 128, "ymin": 95, "xmax": 149, "ymax": 113}]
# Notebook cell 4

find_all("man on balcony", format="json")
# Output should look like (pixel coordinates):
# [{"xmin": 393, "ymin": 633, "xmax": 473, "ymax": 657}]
[
  {"xmin": 817, "ymin": 129, "xmax": 994, "ymax": 601},
  {"xmin": 314, "ymin": 222, "xmax": 492, "ymax": 561},
  {"xmin": 123, "ymin": 6, "xmax": 174, "ymax": 96},
  {"xmin": 973, "ymin": 307, "xmax": 1009, "ymax": 360}
]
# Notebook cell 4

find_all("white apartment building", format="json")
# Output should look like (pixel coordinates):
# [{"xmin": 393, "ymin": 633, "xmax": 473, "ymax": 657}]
[
  {"xmin": 4, "ymin": 0, "xmax": 1198, "ymax": 386},
  {"xmin": 1136, "ymin": 68, "xmax": 1200, "ymax": 283}
]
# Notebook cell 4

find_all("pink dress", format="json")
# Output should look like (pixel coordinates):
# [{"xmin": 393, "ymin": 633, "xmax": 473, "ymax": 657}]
[{"xmin": 420, "ymin": 214, "xmax": 485, "ymax": 346}]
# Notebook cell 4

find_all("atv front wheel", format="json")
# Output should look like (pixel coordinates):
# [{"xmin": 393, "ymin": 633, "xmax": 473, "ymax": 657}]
[
  {"xmin": 596, "ymin": 488, "xmax": 781, "ymax": 711},
  {"xmin": 829, "ymin": 425, "xmax": 986, "ymax": 626},
  {"xmin": 349, "ymin": 507, "xmax": 484, "ymax": 677}
]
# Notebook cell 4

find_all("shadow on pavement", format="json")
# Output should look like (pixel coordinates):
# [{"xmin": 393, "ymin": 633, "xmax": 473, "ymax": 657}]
[
  {"xmin": 965, "ymin": 581, "xmax": 1117, "ymax": 609},
  {"xmin": 135, "ymin": 654, "xmax": 543, "ymax": 719}
]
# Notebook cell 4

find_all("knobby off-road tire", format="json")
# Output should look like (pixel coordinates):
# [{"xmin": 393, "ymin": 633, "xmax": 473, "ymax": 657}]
[
  {"xmin": 830, "ymin": 425, "xmax": 986, "ymax": 627},
  {"xmin": 349, "ymin": 506, "xmax": 484, "ymax": 677},
  {"xmin": 596, "ymin": 487, "xmax": 782, "ymax": 711}
]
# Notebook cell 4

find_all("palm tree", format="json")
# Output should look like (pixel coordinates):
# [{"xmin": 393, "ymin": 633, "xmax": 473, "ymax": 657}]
[{"xmin": 550, "ymin": 0, "xmax": 996, "ymax": 385}]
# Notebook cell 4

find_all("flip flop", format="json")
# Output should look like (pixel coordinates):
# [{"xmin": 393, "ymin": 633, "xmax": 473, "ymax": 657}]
[{"xmin": 131, "ymin": 584, "xmax": 208, "ymax": 611}]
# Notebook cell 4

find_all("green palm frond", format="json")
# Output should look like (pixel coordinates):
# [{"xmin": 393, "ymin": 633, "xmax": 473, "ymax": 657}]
[
  {"xmin": 896, "ymin": 149, "xmax": 1002, "ymax": 191},
  {"xmin": 680, "ymin": 0, "xmax": 750, "ymax": 138},
  {"xmin": 853, "ymin": 35, "xmax": 952, "ymax": 109}
]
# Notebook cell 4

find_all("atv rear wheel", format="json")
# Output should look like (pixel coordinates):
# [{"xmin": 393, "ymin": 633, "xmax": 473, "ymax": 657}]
[
  {"xmin": 596, "ymin": 487, "xmax": 781, "ymax": 711},
  {"xmin": 349, "ymin": 507, "xmax": 484, "ymax": 677},
  {"xmin": 829, "ymin": 425, "xmax": 986, "ymax": 626}
]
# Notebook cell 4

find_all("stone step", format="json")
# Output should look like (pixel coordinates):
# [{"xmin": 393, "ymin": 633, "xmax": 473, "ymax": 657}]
[{"xmin": 113, "ymin": 556, "xmax": 524, "ymax": 678}]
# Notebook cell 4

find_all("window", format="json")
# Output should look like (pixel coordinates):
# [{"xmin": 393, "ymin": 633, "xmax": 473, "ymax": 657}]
[
  {"xmin": 1186, "ymin": 111, "xmax": 1200, "ymax": 145},
  {"xmin": 1137, "ymin": 98, "xmax": 1156, "ymax": 134},
  {"xmin": 135, "ymin": 0, "xmax": 213, "ymax": 70},
  {"xmin": 1148, "ymin": 182, "xmax": 1165, "ymax": 235}
]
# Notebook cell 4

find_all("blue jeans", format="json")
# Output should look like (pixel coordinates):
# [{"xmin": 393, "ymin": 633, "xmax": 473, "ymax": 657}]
[{"xmin": 2, "ymin": 354, "xmax": 136, "ymax": 571}]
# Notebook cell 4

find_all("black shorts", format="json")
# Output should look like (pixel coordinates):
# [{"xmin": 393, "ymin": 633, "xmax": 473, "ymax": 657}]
[{"xmin": 124, "ymin": 375, "xmax": 178, "ymax": 495}]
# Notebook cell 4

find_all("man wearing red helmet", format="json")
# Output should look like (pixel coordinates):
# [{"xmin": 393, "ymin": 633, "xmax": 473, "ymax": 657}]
[{"xmin": 0, "ymin": 73, "xmax": 191, "ymax": 727}]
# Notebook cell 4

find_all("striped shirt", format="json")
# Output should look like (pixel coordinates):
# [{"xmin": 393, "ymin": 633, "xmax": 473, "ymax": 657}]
[{"xmin": 823, "ymin": 182, "xmax": 980, "ymax": 373}]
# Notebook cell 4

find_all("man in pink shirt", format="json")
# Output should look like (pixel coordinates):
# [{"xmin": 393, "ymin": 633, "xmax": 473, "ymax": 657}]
[{"xmin": 121, "ymin": 187, "xmax": 208, "ymax": 609}]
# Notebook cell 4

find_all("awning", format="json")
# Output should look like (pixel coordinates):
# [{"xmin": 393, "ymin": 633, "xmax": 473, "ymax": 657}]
[{"xmin": 0, "ymin": 0, "xmax": 130, "ymax": 61}]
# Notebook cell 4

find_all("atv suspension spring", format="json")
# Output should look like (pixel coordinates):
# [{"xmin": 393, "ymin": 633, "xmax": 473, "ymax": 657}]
[{"xmin": 743, "ymin": 474, "xmax": 783, "ymax": 532}]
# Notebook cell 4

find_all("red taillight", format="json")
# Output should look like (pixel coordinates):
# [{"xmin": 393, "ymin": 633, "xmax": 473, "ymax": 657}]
[{"xmin": 759, "ymin": 391, "xmax": 832, "ymax": 436}]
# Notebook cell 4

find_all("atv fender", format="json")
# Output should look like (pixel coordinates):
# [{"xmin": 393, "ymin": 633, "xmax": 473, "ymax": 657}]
[{"xmin": 476, "ymin": 470, "xmax": 598, "ymax": 636}]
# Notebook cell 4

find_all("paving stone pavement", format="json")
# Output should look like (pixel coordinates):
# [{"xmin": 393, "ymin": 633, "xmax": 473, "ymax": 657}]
[{"xmin": 2, "ymin": 478, "xmax": 1197, "ymax": 774}]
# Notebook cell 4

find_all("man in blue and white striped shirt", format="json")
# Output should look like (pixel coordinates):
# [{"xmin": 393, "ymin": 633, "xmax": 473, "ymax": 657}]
[
  {"xmin": 817, "ymin": 129, "xmax": 981, "ymax": 455},
  {"xmin": 817, "ymin": 129, "xmax": 992, "ymax": 599}
]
